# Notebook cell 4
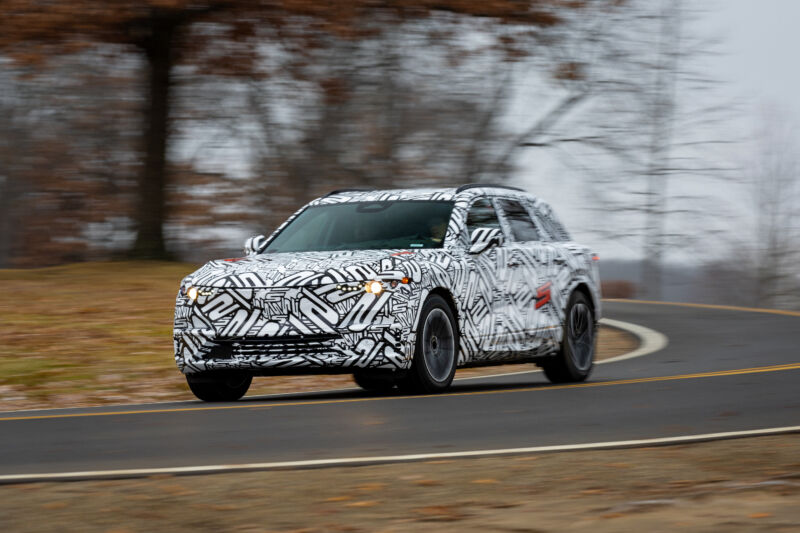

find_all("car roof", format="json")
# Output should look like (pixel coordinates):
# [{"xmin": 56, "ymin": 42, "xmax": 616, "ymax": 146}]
[{"xmin": 311, "ymin": 185, "xmax": 539, "ymax": 205}]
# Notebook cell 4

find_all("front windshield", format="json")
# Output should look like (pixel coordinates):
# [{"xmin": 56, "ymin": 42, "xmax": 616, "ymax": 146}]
[{"xmin": 263, "ymin": 201, "xmax": 455, "ymax": 253}]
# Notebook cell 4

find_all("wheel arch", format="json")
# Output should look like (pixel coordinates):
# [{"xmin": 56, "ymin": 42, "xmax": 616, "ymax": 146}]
[
  {"xmin": 569, "ymin": 281, "xmax": 600, "ymax": 323},
  {"xmin": 427, "ymin": 287, "xmax": 460, "ymax": 328}
]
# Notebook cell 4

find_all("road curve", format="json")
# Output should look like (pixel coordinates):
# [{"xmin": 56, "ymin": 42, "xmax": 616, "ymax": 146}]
[{"xmin": 1, "ymin": 301, "xmax": 798, "ymax": 481}]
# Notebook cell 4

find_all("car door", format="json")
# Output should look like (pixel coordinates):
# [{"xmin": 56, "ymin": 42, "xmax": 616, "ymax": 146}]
[
  {"xmin": 458, "ymin": 196, "xmax": 515, "ymax": 358},
  {"xmin": 528, "ymin": 199, "xmax": 590, "ymax": 320},
  {"xmin": 495, "ymin": 198, "xmax": 562, "ymax": 353}
]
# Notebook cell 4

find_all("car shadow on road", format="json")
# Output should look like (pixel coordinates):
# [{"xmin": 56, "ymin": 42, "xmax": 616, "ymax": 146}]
[{"xmin": 238, "ymin": 378, "xmax": 557, "ymax": 404}]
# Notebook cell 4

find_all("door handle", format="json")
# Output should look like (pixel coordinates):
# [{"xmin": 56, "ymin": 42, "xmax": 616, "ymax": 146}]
[{"xmin": 506, "ymin": 261, "xmax": 520, "ymax": 268}]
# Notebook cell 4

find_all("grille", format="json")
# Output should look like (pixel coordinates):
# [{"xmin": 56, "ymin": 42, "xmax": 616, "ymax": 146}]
[{"xmin": 215, "ymin": 334, "xmax": 339, "ymax": 358}]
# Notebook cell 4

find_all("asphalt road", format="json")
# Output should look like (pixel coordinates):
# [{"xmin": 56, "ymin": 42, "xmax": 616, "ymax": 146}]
[{"xmin": 1, "ymin": 301, "xmax": 799, "ymax": 479}]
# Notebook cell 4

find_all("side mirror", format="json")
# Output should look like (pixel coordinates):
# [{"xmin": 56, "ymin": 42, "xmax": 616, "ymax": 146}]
[
  {"xmin": 244, "ymin": 234, "xmax": 268, "ymax": 256},
  {"xmin": 469, "ymin": 228, "xmax": 504, "ymax": 254}
]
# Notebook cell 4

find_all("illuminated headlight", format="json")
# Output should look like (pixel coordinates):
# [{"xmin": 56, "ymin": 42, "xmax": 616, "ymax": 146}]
[
  {"xmin": 365, "ymin": 280, "xmax": 384, "ymax": 295},
  {"xmin": 186, "ymin": 286, "xmax": 199, "ymax": 301},
  {"xmin": 335, "ymin": 281, "xmax": 388, "ymax": 294}
]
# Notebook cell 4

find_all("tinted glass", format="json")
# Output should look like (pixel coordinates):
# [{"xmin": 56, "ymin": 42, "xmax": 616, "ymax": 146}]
[
  {"xmin": 466, "ymin": 198, "xmax": 501, "ymax": 237},
  {"xmin": 263, "ymin": 201, "xmax": 454, "ymax": 253},
  {"xmin": 534, "ymin": 205, "xmax": 571, "ymax": 241},
  {"xmin": 497, "ymin": 199, "xmax": 540, "ymax": 242}
]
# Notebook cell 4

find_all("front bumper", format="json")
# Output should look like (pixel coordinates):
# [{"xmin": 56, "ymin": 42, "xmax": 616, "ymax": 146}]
[
  {"xmin": 174, "ymin": 327, "xmax": 411, "ymax": 374},
  {"xmin": 173, "ymin": 283, "xmax": 419, "ymax": 374}
]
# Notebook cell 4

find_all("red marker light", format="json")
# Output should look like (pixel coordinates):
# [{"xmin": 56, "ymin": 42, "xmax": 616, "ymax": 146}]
[{"xmin": 592, "ymin": 255, "xmax": 600, "ymax": 261}]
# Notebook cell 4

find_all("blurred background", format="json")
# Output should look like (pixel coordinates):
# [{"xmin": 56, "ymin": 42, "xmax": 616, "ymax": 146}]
[
  {"xmin": 2, "ymin": 5, "xmax": 799, "ymax": 526},
  {"xmin": 0, "ymin": 0, "xmax": 798, "ymax": 309}
]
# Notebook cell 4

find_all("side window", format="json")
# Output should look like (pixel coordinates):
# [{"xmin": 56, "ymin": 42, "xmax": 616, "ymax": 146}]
[
  {"xmin": 465, "ymin": 198, "xmax": 501, "ymax": 237},
  {"xmin": 533, "ymin": 204, "xmax": 571, "ymax": 242},
  {"xmin": 497, "ymin": 199, "xmax": 541, "ymax": 242}
]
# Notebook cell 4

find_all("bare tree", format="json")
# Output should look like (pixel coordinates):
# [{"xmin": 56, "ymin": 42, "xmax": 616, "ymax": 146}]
[
  {"xmin": 200, "ymin": 14, "xmax": 529, "ymax": 234},
  {"xmin": 696, "ymin": 109, "xmax": 800, "ymax": 310},
  {"xmin": 515, "ymin": 0, "xmax": 736, "ymax": 299},
  {"xmin": 750, "ymin": 111, "xmax": 800, "ymax": 308}
]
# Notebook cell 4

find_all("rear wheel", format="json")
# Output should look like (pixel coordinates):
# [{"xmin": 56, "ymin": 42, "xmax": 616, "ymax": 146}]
[
  {"xmin": 399, "ymin": 294, "xmax": 458, "ymax": 394},
  {"xmin": 542, "ymin": 291, "xmax": 595, "ymax": 384},
  {"xmin": 353, "ymin": 372, "xmax": 397, "ymax": 392},
  {"xmin": 186, "ymin": 372, "xmax": 252, "ymax": 402}
]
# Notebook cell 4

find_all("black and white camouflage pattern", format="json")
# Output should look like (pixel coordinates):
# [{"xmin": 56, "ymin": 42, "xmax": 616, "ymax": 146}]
[{"xmin": 173, "ymin": 187, "xmax": 601, "ymax": 374}]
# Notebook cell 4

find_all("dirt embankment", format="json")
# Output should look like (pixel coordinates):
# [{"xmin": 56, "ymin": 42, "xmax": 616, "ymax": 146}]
[{"xmin": 1, "ymin": 434, "xmax": 798, "ymax": 532}]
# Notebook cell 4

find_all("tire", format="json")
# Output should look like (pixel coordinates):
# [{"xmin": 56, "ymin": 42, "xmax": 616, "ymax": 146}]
[
  {"xmin": 186, "ymin": 372, "xmax": 252, "ymax": 402},
  {"xmin": 399, "ymin": 294, "xmax": 459, "ymax": 394},
  {"xmin": 353, "ymin": 372, "xmax": 396, "ymax": 393},
  {"xmin": 542, "ymin": 291, "xmax": 596, "ymax": 384}
]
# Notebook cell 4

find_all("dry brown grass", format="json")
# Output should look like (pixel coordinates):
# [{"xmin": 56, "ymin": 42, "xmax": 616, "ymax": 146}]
[
  {"xmin": 0, "ymin": 262, "xmax": 636, "ymax": 411},
  {"xmin": 1, "ymin": 434, "xmax": 798, "ymax": 532},
  {"xmin": 601, "ymin": 279, "xmax": 638, "ymax": 298}
]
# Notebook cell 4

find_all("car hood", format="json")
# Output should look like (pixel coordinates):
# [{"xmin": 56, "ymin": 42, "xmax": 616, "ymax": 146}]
[{"xmin": 184, "ymin": 249, "xmax": 431, "ymax": 288}]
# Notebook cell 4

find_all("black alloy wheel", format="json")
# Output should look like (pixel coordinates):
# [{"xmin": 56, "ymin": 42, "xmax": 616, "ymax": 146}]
[
  {"xmin": 542, "ymin": 291, "xmax": 595, "ymax": 384},
  {"xmin": 399, "ymin": 294, "xmax": 459, "ymax": 393}
]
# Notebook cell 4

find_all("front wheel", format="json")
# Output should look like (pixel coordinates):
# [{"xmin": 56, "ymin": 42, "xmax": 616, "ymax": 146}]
[
  {"xmin": 186, "ymin": 372, "xmax": 252, "ymax": 402},
  {"xmin": 542, "ymin": 291, "xmax": 595, "ymax": 384},
  {"xmin": 399, "ymin": 294, "xmax": 458, "ymax": 394}
]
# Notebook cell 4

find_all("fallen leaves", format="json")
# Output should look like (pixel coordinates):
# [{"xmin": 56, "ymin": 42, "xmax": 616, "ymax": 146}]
[
  {"xmin": 470, "ymin": 478, "xmax": 500, "ymax": 484},
  {"xmin": 413, "ymin": 505, "xmax": 467, "ymax": 522},
  {"xmin": 413, "ymin": 479, "xmax": 441, "ymax": 487},
  {"xmin": 344, "ymin": 500, "xmax": 379, "ymax": 508}
]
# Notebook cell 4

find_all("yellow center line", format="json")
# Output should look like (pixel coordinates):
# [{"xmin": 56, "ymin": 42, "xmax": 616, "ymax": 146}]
[{"xmin": 2, "ymin": 362, "xmax": 800, "ymax": 423}]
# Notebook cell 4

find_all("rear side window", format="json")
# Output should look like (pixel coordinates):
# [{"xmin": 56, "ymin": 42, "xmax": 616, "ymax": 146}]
[
  {"xmin": 466, "ymin": 198, "xmax": 501, "ymax": 236},
  {"xmin": 497, "ymin": 199, "xmax": 540, "ymax": 242},
  {"xmin": 533, "ymin": 203, "xmax": 571, "ymax": 242}
]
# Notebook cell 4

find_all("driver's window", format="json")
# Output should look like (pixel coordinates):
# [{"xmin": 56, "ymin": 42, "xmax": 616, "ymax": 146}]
[{"xmin": 466, "ymin": 198, "xmax": 502, "ymax": 238}]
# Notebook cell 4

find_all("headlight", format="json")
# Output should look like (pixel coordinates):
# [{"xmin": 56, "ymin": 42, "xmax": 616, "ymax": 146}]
[
  {"xmin": 365, "ymin": 280, "xmax": 384, "ymax": 295},
  {"xmin": 335, "ymin": 278, "xmax": 410, "ymax": 294},
  {"xmin": 186, "ymin": 286, "xmax": 199, "ymax": 301},
  {"xmin": 335, "ymin": 281, "xmax": 387, "ymax": 294}
]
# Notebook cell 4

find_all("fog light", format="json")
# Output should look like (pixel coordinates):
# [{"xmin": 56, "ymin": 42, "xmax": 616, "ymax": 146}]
[{"xmin": 365, "ymin": 281, "xmax": 384, "ymax": 295}]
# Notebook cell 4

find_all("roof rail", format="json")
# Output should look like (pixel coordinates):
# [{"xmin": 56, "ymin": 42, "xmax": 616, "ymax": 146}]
[
  {"xmin": 455, "ymin": 183, "xmax": 525, "ymax": 194},
  {"xmin": 323, "ymin": 188, "xmax": 373, "ymax": 198}
]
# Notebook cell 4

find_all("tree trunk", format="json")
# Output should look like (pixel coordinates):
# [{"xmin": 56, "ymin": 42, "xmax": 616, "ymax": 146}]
[
  {"xmin": 640, "ymin": 0, "xmax": 681, "ymax": 300},
  {"xmin": 131, "ymin": 17, "xmax": 175, "ymax": 259},
  {"xmin": 0, "ymin": 177, "xmax": 15, "ymax": 268}
]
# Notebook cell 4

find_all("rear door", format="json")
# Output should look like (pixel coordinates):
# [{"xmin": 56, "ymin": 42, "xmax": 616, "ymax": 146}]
[
  {"xmin": 528, "ymin": 199, "xmax": 596, "ymax": 316},
  {"xmin": 495, "ymin": 198, "xmax": 562, "ymax": 351}
]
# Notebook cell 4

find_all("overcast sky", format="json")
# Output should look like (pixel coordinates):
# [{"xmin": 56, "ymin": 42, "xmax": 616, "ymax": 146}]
[
  {"xmin": 709, "ymin": 0, "xmax": 800, "ymax": 125},
  {"xmin": 516, "ymin": 0, "xmax": 800, "ymax": 263}
]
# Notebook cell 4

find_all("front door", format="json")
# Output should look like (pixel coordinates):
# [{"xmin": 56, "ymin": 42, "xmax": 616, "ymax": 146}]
[{"xmin": 458, "ymin": 197, "xmax": 514, "ymax": 358}]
